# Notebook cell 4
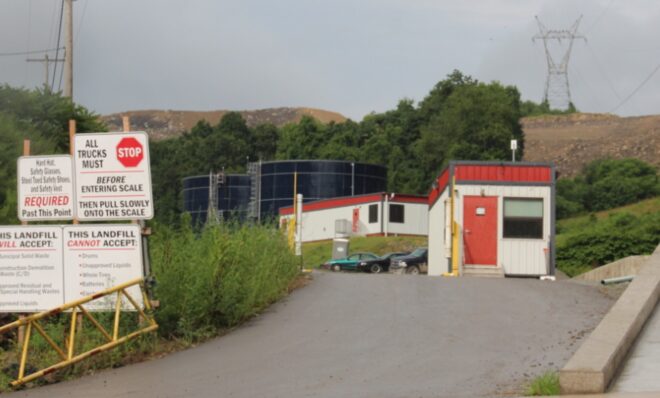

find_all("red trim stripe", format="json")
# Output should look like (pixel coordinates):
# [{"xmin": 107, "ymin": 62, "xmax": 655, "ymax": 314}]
[{"xmin": 279, "ymin": 192, "xmax": 428, "ymax": 215}]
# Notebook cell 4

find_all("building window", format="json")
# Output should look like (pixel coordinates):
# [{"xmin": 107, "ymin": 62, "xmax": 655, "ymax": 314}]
[
  {"xmin": 503, "ymin": 198, "xmax": 543, "ymax": 239},
  {"xmin": 389, "ymin": 204, "xmax": 404, "ymax": 223},
  {"xmin": 368, "ymin": 204, "xmax": 378, "ymax": 223}
]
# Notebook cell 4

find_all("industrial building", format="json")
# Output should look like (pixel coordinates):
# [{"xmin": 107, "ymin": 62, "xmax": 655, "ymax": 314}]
[
  {"xmin": 279, "ymin": 192, "xmax": 428, "ymax": 243},
  {"xmin": 182, "ymin": 174, "xmax": 251, "ymax": 225},
  {"xmin": 427, "ymin": 161, "xmax": 555, "ymax": 277},
  {"xmin": 183, "ymin": 160, "xmax": 387, "ymax": 224}
]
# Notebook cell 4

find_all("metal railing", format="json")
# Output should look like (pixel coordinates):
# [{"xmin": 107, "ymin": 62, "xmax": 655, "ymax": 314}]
[{"xmin": 0, "ymin": 278, "xmax": 158, "ymax": 387}]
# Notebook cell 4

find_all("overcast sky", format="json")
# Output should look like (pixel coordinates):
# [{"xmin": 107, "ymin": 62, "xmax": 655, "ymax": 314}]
[{"xmin": 1, "ymin": 0, "xmax": 659, "ymax": 120}]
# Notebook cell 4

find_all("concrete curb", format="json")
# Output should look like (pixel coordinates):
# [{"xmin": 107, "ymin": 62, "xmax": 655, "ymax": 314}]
[{"xmin": 559, "ymin": 245, "xmax": 660, "ymax": 394}]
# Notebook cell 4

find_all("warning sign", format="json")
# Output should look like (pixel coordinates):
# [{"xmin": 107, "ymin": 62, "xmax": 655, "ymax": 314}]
[
  {"xmin": 0, "ymin": 226, "xmax": 64, "ymax": 312},
  {"xmin": 73, "ymin": 132, "xmax": 153, "ymax": 221},
  {"xmin": 63, "ymin": 225, "xmax": 143, "ymax": 310},
  {"xmin": 17, "ymin": 155, "xmax": 74, "ymax": 221}
]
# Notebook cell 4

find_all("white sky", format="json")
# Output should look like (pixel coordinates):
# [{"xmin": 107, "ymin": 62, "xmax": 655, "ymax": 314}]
[{"xmin": 1, "ymin": 0, "xmax": 659, "ymax": 120}]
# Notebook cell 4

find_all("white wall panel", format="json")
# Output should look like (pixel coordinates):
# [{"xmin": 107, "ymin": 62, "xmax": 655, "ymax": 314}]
[
  {"xmin": 454, "ymin": 184, "xmax": 551, "ymax": 275},
  {"xmin": 428, "ymin": 191, "xmax": 448, "ymax": 276}
]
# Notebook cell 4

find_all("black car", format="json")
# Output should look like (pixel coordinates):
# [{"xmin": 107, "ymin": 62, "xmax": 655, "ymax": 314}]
[
  {"xmin": 389, "ymin": 248, "xmax": 428, "ymax": 275},
  {"xmin": 356, "ymin": 252, "xmax": 409, "ymax": 274}
]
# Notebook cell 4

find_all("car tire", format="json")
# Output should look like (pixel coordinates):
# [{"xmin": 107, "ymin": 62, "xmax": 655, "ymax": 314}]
[
  {"xmin": 332, "ymin": 264, "xmax": 341, "ymax": 272},
  {"xmin": 369, "ymin": 264, "xmax": 383, "ymax": 274},
  {"xmin": 406, "ymin": 266, "xmax": 420, "ymax": 275}
]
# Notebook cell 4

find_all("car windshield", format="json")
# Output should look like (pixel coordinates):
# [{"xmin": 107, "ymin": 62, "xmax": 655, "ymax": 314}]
[
  {"xmin": 411, "ymin": 248, "xmax": 426, "ymax": 257},
  {"xmin": 382, "ymin": 252, "xmax": 404, "ymax": 259}
]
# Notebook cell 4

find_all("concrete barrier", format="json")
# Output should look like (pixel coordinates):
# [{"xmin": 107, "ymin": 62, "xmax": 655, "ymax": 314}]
[
  {"xmin": 573, "ymin": 255, "xmax": 650, "ymax": 282},
  {"xmin": 559, "ymin": 245, "xmax": 660, "ymax": 394}
]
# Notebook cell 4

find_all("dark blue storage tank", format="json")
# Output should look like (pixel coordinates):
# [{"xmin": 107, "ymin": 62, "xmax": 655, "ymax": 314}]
[
  {"xmin": 182, "ymin": 174, "xmax": 251, "ymax": 225},
  {"xmin": 253, "ymin": 160, "xmax": 387, "ymax": 220}
]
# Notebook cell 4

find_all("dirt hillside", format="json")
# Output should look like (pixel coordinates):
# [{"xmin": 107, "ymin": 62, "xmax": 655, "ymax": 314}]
[
  {"xmin": 101, "ymin": 107, "xmax": 346, "ymax": 141},
  {"xmin": 522, "ymin": 113, "xmax": 660, "ymax": 177}
]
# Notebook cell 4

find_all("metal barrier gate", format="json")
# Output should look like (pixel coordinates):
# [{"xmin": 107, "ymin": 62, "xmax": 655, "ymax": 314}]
[{"xmin": 0, "ymin": 278, "xmax": 158, "ymax": 387}]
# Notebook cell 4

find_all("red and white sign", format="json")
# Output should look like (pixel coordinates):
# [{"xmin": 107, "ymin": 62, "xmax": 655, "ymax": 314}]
[
  {"xmin": 0, "ymin": 226, "xmax": 64, "ymax": 312},
  {"xmin": 63, "ymin": 224, "xmax": 143, "ymax": 311},
  {"xmin": 73, "ymin": 132, "xmax": 153, "ymax": 220},
  {"xmin": 17, "ymin": 155, "xmax": 74, "ymax": 221},
  {"xmin": 116, "ymin": 137, "xmax": 144, "ymax": 167}
]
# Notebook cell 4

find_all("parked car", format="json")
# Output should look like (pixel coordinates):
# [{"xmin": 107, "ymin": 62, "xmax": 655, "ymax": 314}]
[
  {"xmin": 356, "ymin": 252, "xmax": 409, "ymax": 274},
  {"xmin": 389, "ymin": 248, "xmax": 428, "ymax": 275},
  {"xmin": 322, "ymin": 252, "xmax": 379, "ymax": 272}
]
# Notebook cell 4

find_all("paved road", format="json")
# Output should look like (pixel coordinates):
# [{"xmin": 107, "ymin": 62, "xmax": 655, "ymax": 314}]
[
  {"xmin": 611, "ymin": 302, "xmax": 660, "ymax": 393},
  {"xmin": 9, "ymin": 272, "xmax": 613, "ymax": 398}
]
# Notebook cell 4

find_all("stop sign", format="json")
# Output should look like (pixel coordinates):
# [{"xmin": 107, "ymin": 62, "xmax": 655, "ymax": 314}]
[{"xmin": 116, "ymin": 137, "xmax": 144, "ymax": 167}]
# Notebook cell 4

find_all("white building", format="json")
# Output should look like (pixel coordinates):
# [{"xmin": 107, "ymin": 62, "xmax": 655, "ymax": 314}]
[
  {"xmin": 427, "ymin": 161, "xmax": 556, "ymax": 277},
  {"xmin": 279, "ymin": 193, "xmax": 428, "ymax": 243}
]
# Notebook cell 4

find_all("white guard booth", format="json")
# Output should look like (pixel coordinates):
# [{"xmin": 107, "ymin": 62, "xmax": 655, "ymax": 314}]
[
  {"xmin": 427, "ymin": 161, "xmax": 556, "ymax": 277},
  {"xmin": 279, "ymin": 192, "xmax": 428, "ymax": 243}
]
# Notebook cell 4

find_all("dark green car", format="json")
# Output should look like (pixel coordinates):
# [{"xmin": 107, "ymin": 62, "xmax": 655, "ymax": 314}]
[{"xmin": 322, "ymin": 252, "xmax": 379, "ymax": 272}]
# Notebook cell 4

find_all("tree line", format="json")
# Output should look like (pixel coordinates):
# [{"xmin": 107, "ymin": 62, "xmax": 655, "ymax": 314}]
[
  {"xmin": 1, "ymin": 71, "xmax": 577, "ymax": 226},
  {"xmin": 151, "ymin": 70, "xmax": 529, "ymax": 224}
]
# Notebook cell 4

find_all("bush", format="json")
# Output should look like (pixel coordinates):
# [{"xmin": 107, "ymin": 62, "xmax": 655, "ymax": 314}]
[
  {"xmin": 150, "ymin": 218, "xmax": 300, "ymax": 340},
  {"xmin": 557, "ymin": 158, "xmax": 659, "ymax": 219},
  {"xmin": 557, "ymin": 212, "xmax": 660, "ymax": 276}
]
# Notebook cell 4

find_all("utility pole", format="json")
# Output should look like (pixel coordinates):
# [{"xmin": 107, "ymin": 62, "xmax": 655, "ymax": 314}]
[
  {"xmin": 532, "ymin": 16, "xmax": 585, "ymax": 110},
  {"xmin": 26, "ymin": 54, "xmax": 64, "ymax": 90},
  {"xmin": 64, "ymin": 0, "xmax": 73, "ymax": 99}
]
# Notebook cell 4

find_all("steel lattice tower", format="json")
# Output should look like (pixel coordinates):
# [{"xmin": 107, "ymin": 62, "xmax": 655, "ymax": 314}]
[{"xmin": 533, "ymin": 16, "xmax": 586, "ymax": 110}]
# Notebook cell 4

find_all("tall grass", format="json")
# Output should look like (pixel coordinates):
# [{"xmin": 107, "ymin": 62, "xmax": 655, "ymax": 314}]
[{"xmin": 151, "ymin": 219, "xmax": 300, "ymax": 341}]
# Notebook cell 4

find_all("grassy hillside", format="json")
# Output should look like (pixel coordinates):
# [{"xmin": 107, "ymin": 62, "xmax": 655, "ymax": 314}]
[
  {"xmin": 302, "ymin": 236, "xmax": 427, "ymax": 269},
  {"xmin": 556, "ymin": 196, "xmax": 660, "ymax": 276}
]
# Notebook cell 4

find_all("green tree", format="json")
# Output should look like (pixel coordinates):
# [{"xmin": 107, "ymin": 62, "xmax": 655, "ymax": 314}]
[
  {"xmin": 0, "ymin": 85, "xmax": 106, "ymax": 152},
  {"xmin": 417, "ymin": 73, "xmax": 525, "ymax": 189}
]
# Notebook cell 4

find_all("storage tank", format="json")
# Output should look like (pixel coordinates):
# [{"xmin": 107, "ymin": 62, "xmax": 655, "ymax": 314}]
[
  {"xmin": 248, "ymin": 160, "xmax": 387, "ymax": 221},
  {"xmin": 182, "ymin": 173, "xmax": 251, "ymax": 225}
]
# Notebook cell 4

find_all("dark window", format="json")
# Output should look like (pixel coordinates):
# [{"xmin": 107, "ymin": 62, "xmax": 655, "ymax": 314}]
[
  {"xmin": 369, "ymin": 204, "xmax": 378, "ymax": 223},
  {"xmin": 389, "ymin": 204, "xmax": 404, "ymax": 223},
  {"xmin": 503, "ymin": 198, "xmax": 543, "ymax": 239}
]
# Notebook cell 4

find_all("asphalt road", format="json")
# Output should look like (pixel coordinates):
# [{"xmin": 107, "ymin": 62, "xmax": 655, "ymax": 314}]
[{"xmin": 8, "ymin": 272, "xmax": 613, "ymax": 398}]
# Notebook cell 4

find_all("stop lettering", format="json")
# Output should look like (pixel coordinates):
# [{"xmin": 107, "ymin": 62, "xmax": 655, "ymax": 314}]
[{"xmin": 116, "ymin": 137, "xmax": 144, "ymax": 167}]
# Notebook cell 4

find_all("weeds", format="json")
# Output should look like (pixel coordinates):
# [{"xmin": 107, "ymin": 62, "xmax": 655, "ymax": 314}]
[{"xmin": 525, "ymin": 371, "xmax": 560, "ymax": 396}]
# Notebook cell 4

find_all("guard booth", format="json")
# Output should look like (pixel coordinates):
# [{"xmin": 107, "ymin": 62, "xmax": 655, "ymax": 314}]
[{"xmin": 427, "ymin": 161, "xmax": 556, "ymax": 277}]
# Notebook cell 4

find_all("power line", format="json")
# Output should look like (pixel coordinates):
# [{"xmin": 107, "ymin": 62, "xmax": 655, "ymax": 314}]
[
  {"xmin": 585, "ymin": 0, "xmax": 616, "ymax": 34},
  {"xmin": 0, "ymin": 47, "xmax": 64, "ymax": 57},
  {"xmin": 585, "ymin": 42, "xmax": 621, "ymax": 100},
  {"xmin": 609, "ymin": 60, "xmax": 660, "ymax": 113},
  {"xmin": 75, "ymin": 0, "xmax": 88, "ymax": 45},
  {"xmin": 52, "ymin": 0, "xmax": 64, "ymax": 90}
]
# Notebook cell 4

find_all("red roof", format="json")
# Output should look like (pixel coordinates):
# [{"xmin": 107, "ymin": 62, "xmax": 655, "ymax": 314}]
[
  {"xmin": 428, "ymin": 162, "xmax": 554, "ymax": 207},
  {"xmin": 279, "ymin": 192, "xmax": 427, "ymax": 215}
]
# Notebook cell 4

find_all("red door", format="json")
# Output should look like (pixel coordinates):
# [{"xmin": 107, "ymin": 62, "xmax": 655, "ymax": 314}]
[
  {"xmin": 352, "ymin": 208, "xmax": 360, "ymax": 233},
  {"xmin": 463, "ymin": 196, "xmax": 497, "ymax": 266}
]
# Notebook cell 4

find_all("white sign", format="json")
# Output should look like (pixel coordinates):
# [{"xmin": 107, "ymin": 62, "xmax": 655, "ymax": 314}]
[
  {"xmin": 0, "ymin": 225, "xmax": 143, "ymax": 312},
  {"xmin": 17, "ymin": 155, "xmax": 74, "ymax": 221},
  {"xmin": 74, "ymin": 132, "xmax": 153, "ymax": 221},
  {"xmin": 0, "ymin": 226, "xmax": 64, "ymax": 312},
  {"xmin": 63, "ymin": 225, "xmax": 143, "ymax": 310},
  {"xmin": 510, "ymin": 139, "xmax": 518, "ymax": 150}
]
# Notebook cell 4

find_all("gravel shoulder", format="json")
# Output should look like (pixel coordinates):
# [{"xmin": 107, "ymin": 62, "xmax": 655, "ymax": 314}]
[{"xmin": 7, "ymin": 272, "xmax": 614, "ymax": 398}]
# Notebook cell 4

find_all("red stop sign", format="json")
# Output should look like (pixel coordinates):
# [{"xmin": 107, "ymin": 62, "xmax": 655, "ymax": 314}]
[{"xmin": 116, "ymin": 137, "xmax": 144, "ymax": 167}]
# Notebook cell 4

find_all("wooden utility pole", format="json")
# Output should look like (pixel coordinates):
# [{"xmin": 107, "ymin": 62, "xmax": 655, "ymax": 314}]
[
  {"xmin": 64, "ymin": 0, "xmax": 73, "ymax": 99},
  {"xmin": 26, "ymin": 55, "xmax": 64, "ymax": 90}
]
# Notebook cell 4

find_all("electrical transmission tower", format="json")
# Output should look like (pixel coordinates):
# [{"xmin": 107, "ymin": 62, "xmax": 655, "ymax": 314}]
[{"xmin": 533, "ymin": 16, "xmax": 586, "ymax": 110}]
